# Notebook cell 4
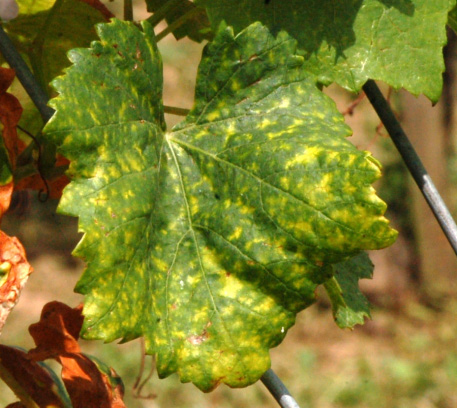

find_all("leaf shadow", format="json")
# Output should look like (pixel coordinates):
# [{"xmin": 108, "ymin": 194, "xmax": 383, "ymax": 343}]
[{"xmin": 257, "ymin": 0, "xmax": 416, "ymax": 60}]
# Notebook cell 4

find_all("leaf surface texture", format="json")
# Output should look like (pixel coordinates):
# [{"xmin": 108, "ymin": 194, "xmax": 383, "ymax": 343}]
[{"xmin": 45, "ymin": 20, "xmax": 397, "ymax": 390}]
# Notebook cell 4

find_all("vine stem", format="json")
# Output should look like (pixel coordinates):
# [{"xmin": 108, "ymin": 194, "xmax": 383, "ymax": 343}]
[
  {"xmin": 261, "ymin": 369, "xmax": 301, "ymax": 408},
  {"xmin": 362, "ymin": 79, "xmax": 457, "ymax": 255},
  {"xmin": 147, "ymin": 0, "xmax": 182, "ymax": 27},
  {"xmin": 0, "ymin": 24, "xmax": 54, "ymax": 122},
  {"xmin": 156, "ymin": 6, "xmax": 200, "ymax": 42},
  {"xmin": 164, "ymin": 105, "xmax": 190, "ymax": 116},
  {"xmin": 124, "ymin": 0, "xmax": 133, "ymax": 21}
]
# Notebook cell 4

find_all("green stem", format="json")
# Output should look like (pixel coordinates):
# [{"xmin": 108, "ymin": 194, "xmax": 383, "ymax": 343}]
[
  {"xmin": 164, "ymin": 105, "xmax": 190, "ymax": 116},
  {"xmin": 156, "ymin": 6, "xmax": 201, "ymax": 42},
  {"xmin": 323, "ymin": 277, "xmax": 344, "ymax": 309},
  {"xmin": 146, "ymin": 0, "xmax": 182, "ymax": 28},
  {"xmin": 124, "ymin": 0, "xmax": 133, "ymax": 21},
  {"xmin": 363, "ymin": 79, "xmax": 457, "ymax": 256}
]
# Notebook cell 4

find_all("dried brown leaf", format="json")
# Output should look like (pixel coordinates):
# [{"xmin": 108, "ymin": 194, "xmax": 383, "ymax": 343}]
[
  {"xmin": 28, "ymin": 302, "xmax": 126, "ymax": 408},
  {"xmin": 0, "ymin": 67, "xmax": 23, "ymax": 167},
  {"xmin": 28, "ymin": 301, "xmax": 84, "ymax": 359},
  {"xmin": 0, "ymin": 231, "xmax": 33, "ymax": 334},
  {"xmin": 0, "ymin": 345, "xmax": 66, "ymax": 407}
]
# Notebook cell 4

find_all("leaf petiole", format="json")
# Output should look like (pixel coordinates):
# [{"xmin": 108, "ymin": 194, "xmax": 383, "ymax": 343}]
[
  {"xmin": 146, "ymin": 0, "xmax": 182, "ymax": 27},
  {"xmin": 323, "ymin": 276, "xmax": 346, "ymax": 312},
  {"xmin": 124, "ymin": 0, "xmax": 133, "ymax": 21},
  {"xmin": 156, "ymin": 6, "xmax": 201, "ymax": 41},
  {"xmin": 163, "ymin": 105, "xmax": 190, "ymax": 116}
]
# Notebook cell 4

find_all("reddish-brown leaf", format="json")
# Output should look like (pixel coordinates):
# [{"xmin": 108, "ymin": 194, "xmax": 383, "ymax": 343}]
[
  {"xmin": 60, "ymin": 354, "xmax": 125, "ymax": 408},
  {"xmin": 28, "ymin": 302, "xmax": 126, "ymax": 408},
  {"xmin": 28, "ymin": 301, "xmax": 84, "ymax": 359},
  {"xmin": 0, "ymin": 67, "xmax": 23, "ymax": 167},
  {"xmin": 0, "ymin": 182, "xmax": 13, "ymax": 220},
  {"xmin": 0, "ymin": 67, "xmax": 69, "ymax": 199},
  {"xmin": 0, "ymin": 345, "xmax": 66, "ymax": 408},
  {"xmin": 0, "ymin": 231, "xmax": 33, "ymax": 333}
]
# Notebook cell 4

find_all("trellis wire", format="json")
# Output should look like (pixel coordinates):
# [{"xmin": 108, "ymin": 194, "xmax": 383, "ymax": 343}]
[
  {"xmin": 0, "ymin": 23, "xmax": 54, "ymax": 122},
  {"xmin": 261, "ymin": 369, "xmax": 301, "ymax": 408},
  {"xmin": 363, "ymin": 80, "xmax": 457, "ymax": 256}
]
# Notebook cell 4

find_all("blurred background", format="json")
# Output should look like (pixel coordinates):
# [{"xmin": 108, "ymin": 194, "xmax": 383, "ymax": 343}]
[{"xmin": 2, "ymin": 1, "xmax": 457, "ymax": 407}]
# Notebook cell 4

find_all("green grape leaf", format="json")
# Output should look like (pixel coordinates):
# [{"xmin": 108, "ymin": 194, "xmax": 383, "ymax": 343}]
[
  {"xmin": 196, "ymin": 0, "xmax": 455, "ymax": 102},
  {"xmin": 146, "ymin": 0, "xmax": 212, "ymax": 42},
  {"xmin": 44, "ymin": 19, "xmax": 397, "ymax": 391},
  {"xmin": 3, "ymin": 0, "xmax": 111, "ymax": 93},
  {"xmin": 324, "ymin": 252, "xmax": 373, "ymax": 329}
]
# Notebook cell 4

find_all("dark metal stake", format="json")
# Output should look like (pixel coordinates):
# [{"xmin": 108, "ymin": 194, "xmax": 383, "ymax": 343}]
[
  {"xmin": 0, "ymin": 23, "xmax": 54, "ymax": 122},
  {"xmin": 362, "ymin": 79, "xmax": 457, "ymax": 256},
  {"xmin": 261, "ymin": 369, "xmax": 301, "ymax": 408}
]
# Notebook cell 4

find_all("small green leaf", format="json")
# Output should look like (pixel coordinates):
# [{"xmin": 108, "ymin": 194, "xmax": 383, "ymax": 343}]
[
  {"xmin": 324, "ymin": 252, "xmax": 373, "ymax": 329},
  {"xmin": 3, "ymin": 0, "xmax": 109, "ymax": 93},
  {"xmin": 197, "ymin": 0, "xmax": 455, "ymax": 102},
  {"xmin": 44, "ymin": 19, "xmax": 396, "ymax": 391}
]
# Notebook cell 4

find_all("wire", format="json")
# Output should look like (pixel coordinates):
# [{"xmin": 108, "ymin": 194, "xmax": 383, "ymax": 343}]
[
  {"xmin": 0, "ymin": 23, "xmax": 54, "ymax": 123},
  {"xmin": 363, "ymin": 79, "xmax": 457, "ymax": 256},
  {"xmin": 261, "ymin": 369, "xmax": 301, "ymax": 408}
]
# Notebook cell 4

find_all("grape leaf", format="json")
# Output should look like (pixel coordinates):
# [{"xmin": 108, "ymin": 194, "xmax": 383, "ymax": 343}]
[
  {"xmin": 44, "ymin": 19, "xmax": 397, "ymax": 391},
  {"xmin": 196, "ymin": 0, "xmax": 455, "ymax": 102},
  {"xmin": 324, "ymin": 252, "xmax": 373, "ymax": 329}
]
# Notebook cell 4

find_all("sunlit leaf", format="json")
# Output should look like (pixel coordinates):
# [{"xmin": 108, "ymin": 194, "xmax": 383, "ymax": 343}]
[
  {"xmin": 197, "ymin": 0, "xmax": 455, "ymax": 102},
  {"xmin": 44, "ymin": 19, "xmax": 397, "ymax": 390},
  {"xmin": 28, "ymin": 301, "xmax": 126, "ymax": 408}
]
